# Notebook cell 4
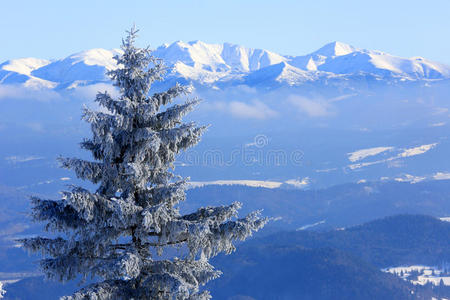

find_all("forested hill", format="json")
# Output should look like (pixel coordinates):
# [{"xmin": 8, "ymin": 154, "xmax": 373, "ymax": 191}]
[
  {"xmin": 206, "ymin": 215, "xmax": 450, "ymax": 300},
  {"xmin": 183, "ymin": 180, "xmax": 450, "ymax": 230},
  {"xmin": 251, "ymin": 214, "xmax": 450, "ymax": 267},
  {"xmin": 209, "ymin": 246, "xmax": 420, "ymax": 300},
  {"xmin": 3, "ymin": 215, "xmax": 449, "ymax": 299}
]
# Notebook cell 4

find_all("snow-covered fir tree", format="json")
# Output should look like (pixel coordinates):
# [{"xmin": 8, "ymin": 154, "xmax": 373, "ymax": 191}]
[
  {"xmin": 20, "ymin": 27, "xmax": 267, "ymax": 300},
  {"xmin": 0, "ymin": 282, "xmax": 5, "ymax": 299}
]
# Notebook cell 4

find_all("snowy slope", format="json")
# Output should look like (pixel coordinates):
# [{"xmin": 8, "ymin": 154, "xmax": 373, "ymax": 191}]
[
  {"xmin": 0, "ymin": 58, "xmax": 56, "ymax": 88},
  {"xmin": 288, "ymin": 41, "xmax": 356, "ymax": 71},
  {"xmin": 31, "ymin": 48, "xmax": 121, "ymax": 86},
  {"xmin": 289, "ymin": 41, "xmax": 450, "ymax": 79},
  {"xmin": 153, "ymin": 40, "xmax": 287, "ymax": 73},
  {"xmin": 1, "ymin": 41, "xmax": 449, "ymax": 89},
  {"xmin": 152, "ymin": 41, "xmax": 288, "ymax": 84},
  {"xmin": 243, "ymin": 61, "xmax": 319, "ymax": 86},
  {"xmin": 0, "ymin": 58, "xmax": 50, "ymax": 75}
]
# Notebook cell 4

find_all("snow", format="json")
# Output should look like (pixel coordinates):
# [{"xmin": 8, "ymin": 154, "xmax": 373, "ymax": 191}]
[
  {"xmin": 154, "ymin": 40, "xmax": 286, "ymax": 74},
  {"xmin": 243, "ymin": 62, "xmax": 316, "ymax": 86},
  {"xmin": 1, "ymin": 40, "xmax": 449, "ymax": 89},
  {"xmin": 317, "ymin": 49, "xmax": 450, "ymax": 78},
  {"xmin": 284, "ymin": 177, "xmax": 310, "ymax": 188},
  {"xmin": 394, "ymin": 174, "xmax": 426, "ymax": 184},
  {"xmin": 383, "ymin": 265, "xmax": 450, "ymax": 286},
  {"xmin": 189, "ymin": 180, "xmax": 282, "ymax": 189},
  {"xmin": 347, "ymin": 143, "xmax": 438, "ymax": 170},
  {"xmin": 0, "ymin": 58, "xmax": 50, "ymax": 75},
  {"xmin": 296, "ymin": 220, "xmax": 326, "ymax": 231},
  {"xmin": 189, "ymin": 179, "xmax": 310, "ymax": 189},
  {"xmin": 399, "ymin": 143, "xmax": 437, "ymax": 157},
  {"xmin": 0, "ymin": 281, "xmax": 4, "ymax": 299},
  {"xmin": 0, "ymin": 58, "xmax": 57, "ymax": 89},
  {"xmin": 171, "ymin": 61, "xmax": 228, "ymax": 83},
  {"xmin": 22, "ymin": 30, "xmax": 268, "ymax": 299},
  {"xmin": 347, "ymin": 146, "xmax": 394, "ymax": 162},
  {"xmin": 433, "ymin": 172, "xmax": 450, "ymax": 180},
  {"xmin": 22, "ymin": 77, "xmax": 57, "ymax": 89},
  {"xmin": 312, "ymin": 41, "xmax": 356, "ymax": 57},
  {"xmin": 30, "ymin": 48, "xmax": 121, "ymax": 83}
]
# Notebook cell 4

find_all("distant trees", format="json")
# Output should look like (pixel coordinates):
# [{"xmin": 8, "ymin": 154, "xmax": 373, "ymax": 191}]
[{"xmin": 20, "ymin": 27, "xmax": 266, "ymax": 299}]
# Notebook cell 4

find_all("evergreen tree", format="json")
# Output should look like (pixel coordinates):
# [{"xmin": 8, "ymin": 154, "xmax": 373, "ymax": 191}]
[
  {"xmin": 0, "ymin": 282, "xmax": 5, "ymax": 299},
  {"xmin": 20, "ymin": 27, "xmax": 267, "ymax": 300}
]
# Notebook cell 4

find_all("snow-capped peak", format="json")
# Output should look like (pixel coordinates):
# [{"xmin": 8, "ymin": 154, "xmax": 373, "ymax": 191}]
[
  {"xmin": 153, "ymin": 41, "xmax": 286, "ymax": 73},
  {"xmin": 312, "ymin": 41, "xmax": 357, "ymax": 57},
  {"xmin": 30, "ymin": 48, "xmax": 121, "ymax": 84},
  {"xmin": 67, "ymin": 48, "xmax": 121, "ymax": 70},
  {"xmin": 1, "ymin": 40, "xmax": 449, "ymax": 89},
  {"xmin": 0, "ymin": 58, "xmax": 50, "ymax": 75}
]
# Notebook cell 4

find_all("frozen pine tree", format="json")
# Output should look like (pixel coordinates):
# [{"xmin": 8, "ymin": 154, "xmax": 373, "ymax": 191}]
[
  {"xmin": 0, "ymin": 282, "xmax": 5, "ymax": 299},
  {"xmin": 20, "ymin": 27, "xmax": 267, "ymax": 299}
]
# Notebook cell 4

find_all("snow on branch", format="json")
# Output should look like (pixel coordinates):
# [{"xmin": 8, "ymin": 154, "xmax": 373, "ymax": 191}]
[
  {"xmin": 22, "ymin": 27, "xmax": 267, "ymax": 299},
  {"xmin": 59, "ymin": 157, "xmax": 105, "ymax": 184}
]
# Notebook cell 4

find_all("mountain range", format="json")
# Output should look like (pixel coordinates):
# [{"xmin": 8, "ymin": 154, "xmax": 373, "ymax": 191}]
[
  {"xmin": 1, "ymin": 41, "xmax": 449, "ymax": 90},
  {"xmin": 1, "ymin": 40, "xmax": 450, "ymax": 194}
]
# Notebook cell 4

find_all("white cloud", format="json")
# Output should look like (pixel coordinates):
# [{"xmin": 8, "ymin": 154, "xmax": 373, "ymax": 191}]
[
  {"xmin": 229, "ymin": 100, "xmax": 278, "ymax": 120},
  {"xmin": 432, "ymin": 107, "xmax": 449, "ymax": 115},
  {"xmin": 25, "ymin": 122, "xmax": 45, "ymax": 132},
  {"xmin": 0, "ymin": 83, "xmax": 119, "ymax": 105},
  {"xmin": 315, "ymin": 167, "xmax": 338, "ymax": 173},
  {"xmin": 5, "ymin": 155, "xmax": 44, "ymax": 164},
  {"xmin": 70, "ymin": 83, "xmax": 119, "ymax": 100},
  {"xmin": 363, "ymin": 186, "xmax": 376, "ymax": 194},
  {"xmin": 288, "ymin": 95, "xmax": 333, "ymax": 117},
  {"xmin": 0, "ymin": 84, "xmax": 62, "ymax": 102},
  {"xmin": 200, "ymin": 99, "xmax": 278, "ymax": 120},
  {"xmin": 328, "ymin": 93, "xmax": 358, "ymax": 102},
  {"xmin": 430, "ymin": 122, "xmax": 446, "ymax": 127}
]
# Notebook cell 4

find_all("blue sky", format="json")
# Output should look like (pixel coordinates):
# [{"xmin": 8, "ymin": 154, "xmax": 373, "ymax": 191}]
[{"xmin": 1, "ymin": 0, "xmax": 449, "ymax": 63}]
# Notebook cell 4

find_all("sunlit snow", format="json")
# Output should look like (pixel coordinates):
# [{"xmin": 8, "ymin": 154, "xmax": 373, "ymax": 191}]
[
  {"xmin": 347, "ymin": 146, "xmax": 394, "ymax": 162},
  {"xmin": 384, "ymin": 265, "xmax": 450, "ymax": 286}
]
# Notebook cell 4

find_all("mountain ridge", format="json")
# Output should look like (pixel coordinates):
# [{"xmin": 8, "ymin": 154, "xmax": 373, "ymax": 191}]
[{"xmin": 1, "ymin": 41, "xmax": 449, "ymax": 90}]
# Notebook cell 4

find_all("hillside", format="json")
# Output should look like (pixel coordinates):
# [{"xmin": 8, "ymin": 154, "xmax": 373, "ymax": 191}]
[
  {"xmin": 253, "ymin": 215, "xmax": 450, "ymax": 267},
  {"xmin": 208, "ymin": 246, "xmax": 425, "ymax": 300},
  {"xmin": 3, "ymin": 215, "xmax": 447, "ymax": 300},
  {"xmin": 205, "ymin": 215, "xmax": 450, "ymax": 299},
  {"xmin": 183, "ymin": 180, "xmax": 450, "ymax": 230}
]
